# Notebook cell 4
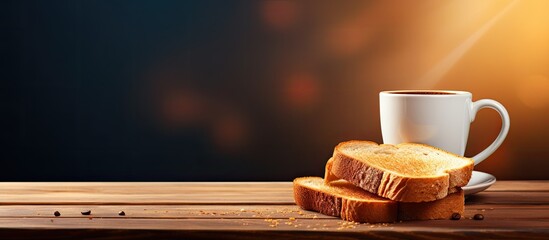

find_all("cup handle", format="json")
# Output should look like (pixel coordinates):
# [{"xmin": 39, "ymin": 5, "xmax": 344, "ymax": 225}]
[{"xmin": 470, "ymin": 99, "xmax": 510, "ymax": 165}]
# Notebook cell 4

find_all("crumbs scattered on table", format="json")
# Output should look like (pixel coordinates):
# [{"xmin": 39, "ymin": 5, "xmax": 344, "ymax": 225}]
[
  {"xmin": 336, "ymin": 221, "xmax": 359, "ymax": 230},
  {"xmin": 264, "ymin": 218, "xmax": 280, "ymax": 228}
]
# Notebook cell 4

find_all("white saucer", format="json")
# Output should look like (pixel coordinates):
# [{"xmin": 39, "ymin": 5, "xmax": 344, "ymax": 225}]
[{"xmin": 462, "ymin": 171, "xmax": 496, "ymax": 196}]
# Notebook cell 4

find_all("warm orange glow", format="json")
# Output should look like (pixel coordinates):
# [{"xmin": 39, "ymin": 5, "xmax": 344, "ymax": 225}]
[
  {"xmin": 416, "ymin": 0, "xmax": 518, "ymax": 88},
  {"xmin": 517, "ymin": 75, "xmax": 549, "ymax": 109},
  {"xmin": 139, "ymin": 0, "xmax": 549, "ymax": 179}
]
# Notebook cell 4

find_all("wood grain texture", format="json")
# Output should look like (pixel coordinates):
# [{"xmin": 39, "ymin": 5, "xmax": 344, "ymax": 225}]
[
  {"xmin": 1, "ymin": 181, "xmax": 547, "ymax": 205},
  {"xmin": 0, "ymin": 181, "xmax": 547, "ymax": 239},
  {"xmin": 0, "ymin": 204, "xmax": 547, "ymax": 220},
  {"xmin": 0, "ymin": 182, "xmax": 294, "ymax": 205},
  {"xmin": 485, "ymin": 181, "xmax": 549, "ymax": 192},
  {"xmin": 2, "ymin": 229, "xmax": 548, "ymax": 240},
  {"xmin": 0, "ymin": 218, "xmax": 548, "ymax": 240},
  {"xmin": 0, "ymin": 217, "xmax": 548, "ymax": 231}
]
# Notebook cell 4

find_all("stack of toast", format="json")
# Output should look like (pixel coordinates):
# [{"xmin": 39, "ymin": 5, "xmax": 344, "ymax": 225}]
[{"xmin": 293, "ymin": 140, "xmax": 474, "ymax": 223}]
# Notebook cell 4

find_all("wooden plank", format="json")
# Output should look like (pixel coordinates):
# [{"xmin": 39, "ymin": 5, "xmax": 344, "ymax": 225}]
[
  {"xmin": 0, "ymin": 205, "xmax": 331, "ymax": 219},
  {"xmin": 1, "ymin": 229, "xmax": 548, "ymax": 240},
  {"xmin": 0, "ymin": 194, "xmax": 294, "ymax": 205},
  {"xmin": 0, "ymin": 205, "xmax": 547, "ymax": 220},
  {"xmin": 1, "ymin": 191, "xmax": 547, "ymax": 205},
  {"xmin": 486, "ymin": 181, "xmax": 549, "ymax": 192},
  {"xmin": 0, "ymin": 181, "xmax": 547, "ymax": 239},
  {"xmin": 0, "ymin": 181, "xmax": 546, "ymax": 194},
  {"xmin": 466, "ymin": 192, "xmax": 549, "ymax": 205},
  {"xmin": 0, "ymin": 182, "xmax": 293, "ymax": 193},
  {"xmin": 0, "ymin": 181, "xmax": 547, "ymax": 194},
  {"xmin": 0, "ymin": 218, "xmax": 547, "ymax": 239},
  {"xmin": 0, "ymin": 182, "xmax": 294, "ymax": 205},
  {"xmin": 0, "ymin": 217, "xmax": 547, "ymax": 231},
  {"xmin": 1, "ymin": 182, "xmax": 548, "ymax": 205}
]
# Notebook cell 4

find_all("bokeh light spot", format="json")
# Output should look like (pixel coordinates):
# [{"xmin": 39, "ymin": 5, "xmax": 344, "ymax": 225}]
[
  {"xmin": 211, "ymin": 113, "xmax": 249, "ymax": 154},
  {"xmin": 260, "ymin": 0, "xmax": 299, "ymax": 31},
  {"xmin": 323, "ymin": 23, "xmax": 373, "ymax": 57},
  {"xmin": 159, "ymin": 89, "xmax": 205, "ymax": 128},
  {"xmin": 281, "ymin": 72, "xmax": 320, "ymax": 110}
]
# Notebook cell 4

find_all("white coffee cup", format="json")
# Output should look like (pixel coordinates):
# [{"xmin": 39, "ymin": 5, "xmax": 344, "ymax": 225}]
[{"xmin": 379, "ymin": 90, "xmax": 510, "ymax": 165}]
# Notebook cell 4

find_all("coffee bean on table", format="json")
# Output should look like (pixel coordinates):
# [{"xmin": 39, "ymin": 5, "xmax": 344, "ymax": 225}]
[
  {"xmin": 451, "ymin": 213, "xmax": 461, "ymax": 220},
  {"xmin": 54, "ymin": 211, "xmax": 60, "ymax": 217},
  {"xmin": 118, "ymin": 211, "xmax": 125, "ymax": 216},
  {"xmin": 473, "ymin": 214, "xmax": 484, "ymax": 220},
  {"xmin": 81, "ymin": 210, "xmax": 91, "ymax": 215}
]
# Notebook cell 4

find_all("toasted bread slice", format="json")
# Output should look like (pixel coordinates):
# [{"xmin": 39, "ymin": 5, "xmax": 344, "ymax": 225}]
[
  {"xmin": 294, "ymin": 177, "xmax": 464, "ymax": 223},
  {"xmin": 294, "ymin": 177, "xmax": 397, "ymax": 223},
  {"xmin": 398, "ymin": 190, "xmax": 464, "ymax": 221},
  {"xmin": 327, "ymin": 141, "xmax": 473, "ymax": 202}
]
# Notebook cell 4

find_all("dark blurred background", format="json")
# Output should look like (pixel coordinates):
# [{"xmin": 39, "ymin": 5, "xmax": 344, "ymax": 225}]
[{"xmin": 1, "ymin": 0, "xmax": 548, "ymax": 181}]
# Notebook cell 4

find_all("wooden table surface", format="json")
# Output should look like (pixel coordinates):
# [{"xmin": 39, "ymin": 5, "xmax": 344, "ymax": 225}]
[{"xmin": 0, "ymin": 181, "xmax": 548, "ymax": 239}]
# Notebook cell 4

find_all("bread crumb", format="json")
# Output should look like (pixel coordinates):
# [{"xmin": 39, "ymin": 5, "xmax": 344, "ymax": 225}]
[
  {"xmin": 240, "ymin": 208, "xmax": 245, "ymax": 212},
  {"xmin": 289, "ymin": 217, "xmax": 296, "ymax": 221}
]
